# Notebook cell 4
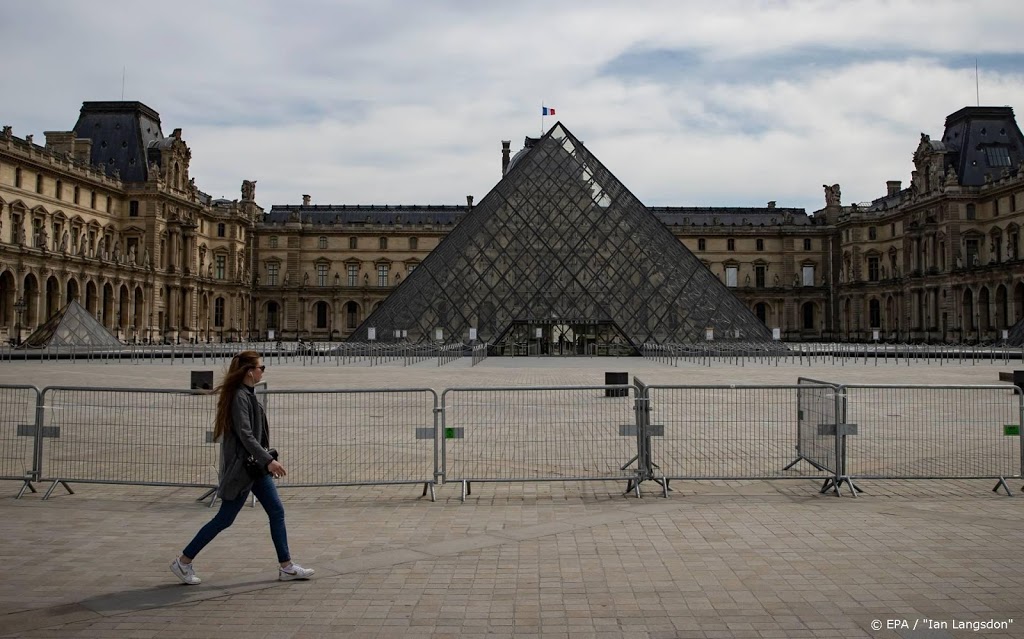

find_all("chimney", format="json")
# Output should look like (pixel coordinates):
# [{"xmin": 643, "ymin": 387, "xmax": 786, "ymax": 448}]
[
  {"xmin": 302, "ymin": 194, "xmax": 311, "ymax": 206},
  {"xmin": 501, "ymin": 140, "xmax": 511, "ymax": 176},
  {"xmin": 766, "ymin": 201, "xmax": 776, "ymax": 209},
  {"xmin": 73, "ymin": 137, "xmax": 92, "ymax": 164},
  {"xmin": 466, "ymin": 195, "xmax": 474, "ymax": 208},
  {"xmin": 44, "ymin": 131, "xmax": 75, "ymax": 154},
  {"xmin": 886, "ymin": 181, "xmax": 901, "ymax": 197}
]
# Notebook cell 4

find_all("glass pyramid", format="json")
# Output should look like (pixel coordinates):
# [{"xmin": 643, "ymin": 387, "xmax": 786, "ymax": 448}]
[
  {"xmin": 21, "ymin": 300, "xmax": 123, "ymax": 349},
  {"xmin": 349, "ymin": 123, "xmax": 774, "ymax": 352}
]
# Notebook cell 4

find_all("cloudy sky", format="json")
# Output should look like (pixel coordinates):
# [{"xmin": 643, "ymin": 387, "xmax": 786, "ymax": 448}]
[{"xmin": 4, "ymin": 0, "xmax": 1024, "ymax": 214}]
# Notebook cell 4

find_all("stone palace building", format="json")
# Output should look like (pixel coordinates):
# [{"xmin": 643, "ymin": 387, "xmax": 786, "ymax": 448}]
[{"xmin": 0, "ymin": 101, "xmax": 1022, "ymax": 346}]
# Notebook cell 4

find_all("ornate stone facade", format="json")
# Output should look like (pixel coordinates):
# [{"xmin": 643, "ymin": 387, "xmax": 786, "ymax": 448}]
[{"xmin": 3, "ymin": 102, "xmax": 1023, "ymax": 344}]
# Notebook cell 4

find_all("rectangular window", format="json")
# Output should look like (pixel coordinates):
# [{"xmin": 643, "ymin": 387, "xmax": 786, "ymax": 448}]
[
  {"xmin": 269, "ymin": 236, "xmax": 278, "ymax": 248},
  {"xmin": 868, "ymin": 226, "xmax": 877, "ymax": 240},
  {"xmin": 349, "ymin": 236, "xmax": 358, "ymax": 249},
  {"xmin": 755, "ymin": 265, "xmax": 766, "ymax": 288},
  {"xmin": 106, "ymin": 196, "xmax": 112, "ymax": 213},
  {"xmin": 407, "ymin": 263, "xmax": 416, "ymax": 275},
  {"xmin": 15, "ymin": 168, "xmax": 22, "ymax": 188},
  {"xmin": 74, "ymin": 186, "xmax": 80, "ymax": 204},
  {"xmin": 217, "ymin": 223, "xmax": 226, "ymax": 237},
  {"xmin": 697, "ymin": 238, "xmax": 706, "ymax": 251},
  {"xmin": 36, "ymin": 174, "xmax": 43, "ymax": 194},
  {"xmin": 214, "ymin": 298, "xmax": 225, "ymax": 328},
  {"xmin": 267, "ymin": 262, "xmax": 279, "ymax": 286},
  {"xmin": 725, "ymin": 266, "xmax": 737, "ymax": 288},
  {"xmin": 409, "ymin": 237, "xmax": 418, "ymax": 250},
  {"xmin": 985, "ymin": 146, "xmax": 1012, "ymax": 167},
  {"xmin": 129, "ymin": 200, "xmax": 139, "ymax": 217},
  {"xmin": 868, "ymin": 256, "xmax": 879, "ymax": 282},
  {"xmin": 966, "ymin": 204, "xmax": 976, "ymax": 220},
  {"xmin": 316, "ymin": 263, "xmax": 328, "ymax": 287},
  {"xmin": 215, "ymin": 255, "xmax": 225, "ymax": 279},
  {"xmin": 379, "ymin": 237, "xmax": 388, "ymax": 250},
  {"xmin": 347, "ymin": 264, "xmax": 358, "ymax": 286},
  {"xmin": 55, "ymin": 180, "xmax": 63, "ymax": 200},
  {"xmin": 755, "ymin": 238, "xmax": 764, "ymax": 251},
  {"xmin": 377, "ymin": 263, "xmax": 389, "ymax": 287},
  {"xmin": 891, "ymin": 222, "xmax": 896, "ymax": 236},
  {"xmin": 727, "ymin": 238, "xmax": 735, "ymax": 251},
  {"xmin": 802, "ymin": 265, "xmax": 815, "ymax": 287},
  {"xmin": 90, "ymin": 191, "xmax": 96, "ymax": 208},
  {"xmin": 966, "ymin": 238, "xmax": 979, "ymax": 267},
  {"xmin": 803, "ymin": 238, "xmax": 811, "ymax": 251},
  {"xmin": 318, "ymin": 236, "xmax": 327, "ymax": 249}
]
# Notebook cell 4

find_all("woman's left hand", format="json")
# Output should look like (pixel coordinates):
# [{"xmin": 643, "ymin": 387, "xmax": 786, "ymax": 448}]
[{"xmin": 268, "ymin": 460, "xmax": 286, "ymax": 479}]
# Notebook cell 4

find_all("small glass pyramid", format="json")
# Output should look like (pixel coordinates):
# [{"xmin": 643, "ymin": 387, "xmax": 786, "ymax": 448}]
[{"xmin": 21, "ymin": 300, "xmax": 123, "ymax": 349}]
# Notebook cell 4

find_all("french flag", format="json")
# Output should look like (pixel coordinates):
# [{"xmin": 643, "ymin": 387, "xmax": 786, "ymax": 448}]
[{"xmin": 542, "ymin": 106, "xmax": 556, "ymax": 116}]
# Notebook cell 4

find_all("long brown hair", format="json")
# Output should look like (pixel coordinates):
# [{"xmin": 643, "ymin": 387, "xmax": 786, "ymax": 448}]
[{"xmin": 212, "ymin": 350, "xmax": 262, "ymax": 442}]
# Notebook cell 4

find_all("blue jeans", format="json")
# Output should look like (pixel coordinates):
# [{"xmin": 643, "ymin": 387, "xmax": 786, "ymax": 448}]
[{"xmin": 183, "ymin": 474, "xmax": 290, "ymax": 563}]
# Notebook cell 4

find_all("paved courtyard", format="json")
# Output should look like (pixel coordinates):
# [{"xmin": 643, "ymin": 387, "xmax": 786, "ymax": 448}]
[{"xmin": 1, "ymin": 357, "xmax": 1023, "ymax": 638}]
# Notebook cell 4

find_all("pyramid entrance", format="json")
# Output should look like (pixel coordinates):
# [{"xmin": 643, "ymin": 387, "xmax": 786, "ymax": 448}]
[{"xmin": 350, "ymin": 122, "xmax": 773, "ymax": 354}]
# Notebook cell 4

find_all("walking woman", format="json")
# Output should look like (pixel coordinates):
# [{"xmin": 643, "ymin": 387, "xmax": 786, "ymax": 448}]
[{"xmin": 170, "ymin": 350, "xmax": 314, "ymax": 584}]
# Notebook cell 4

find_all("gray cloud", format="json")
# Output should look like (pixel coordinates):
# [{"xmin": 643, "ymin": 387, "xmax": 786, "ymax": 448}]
[{"xmin": 3, "ymin": 0, "xmax": 1024, "ymax": 213}]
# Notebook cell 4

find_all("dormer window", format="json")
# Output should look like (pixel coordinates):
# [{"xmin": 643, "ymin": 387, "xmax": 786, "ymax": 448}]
[{"xmin": 985, "ymin": 146, "xmax": 1012, "ymax": 167}]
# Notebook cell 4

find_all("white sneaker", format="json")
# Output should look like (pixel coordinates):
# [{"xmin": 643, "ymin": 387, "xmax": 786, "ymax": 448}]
[
  {"xmin": 279, "ymin": 563, "xmax": 315, "ymax": 581},
  {"xmin": 170, "ymin": 558, "xmax": 201, "ymax": 585}
]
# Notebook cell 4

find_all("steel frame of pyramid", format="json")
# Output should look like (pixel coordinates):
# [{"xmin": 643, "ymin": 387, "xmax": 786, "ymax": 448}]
[{"xmin": 349, "ymin": 123, "xmax": 774, "ymax": 351}]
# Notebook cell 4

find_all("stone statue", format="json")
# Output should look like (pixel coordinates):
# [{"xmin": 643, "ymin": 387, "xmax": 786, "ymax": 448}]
[
  {"xmin": 37, "ymin": 228, "xmax": 48, "ymax": 250},
  {"xmin": 823, "ymin": 184, "xmax": 841, "ymax": 206},
  {"xmin": 60, "ymin": 231, "xmax": 69, "ymax": 253},
  {"xmin": 1, "ymin": 126, "xmax": 11, "ymax": 139},
  {"xmin": 363, "ymin": 272, "xmax": 369, "ymax": 286},
  {"xmin": 1009, "ymin": 236, "xmax": 1016, "ymax": 260},
  {"xmin": 207, "ymin": 263, "xmax": 214, "ymax": 278},
  {"xmin": 241, "ymin": 180, "xmax": 256, "ymax": 201},
  {"xmin": 128, "ymin": 245, "xmax": 136, "ymax": 265},
  {"xmin": 881, "ymin": 264, "xmax": 887, "ymax": 279},
  {"xmin": 142, "ymin": 247, "xmax": 151, "ymax": 268},
  {"xmin": 303, "ymin": 272, "xmax": 309, "ymax": 286},
  {"xmin": 744, "ymin": 274, "xmax": 750, "ymax": 287},
  {"xmin": 945, "ymin": 165, "xmax": 958, "ymax": 186},
  {"xmin": 773, "ymin": 273, "xmax": 779, "ymax": 287},
  {"xmin": 113, "ymin": 241, "xmax": 122, "ymax": 262},
  {"xmin": 955, "ymin": 253, "xmax": 962, "ymax": 269},
  {"xmin": 972, "ymin": 253, "xmax": 980, "ymax": 267},
  {"xmin": 794, "ymin": 274, "xmax": 800, "ymax": 287},
  {"xmin": 96, "ymin": 237, "xmax": 105, "ymax": 260}
]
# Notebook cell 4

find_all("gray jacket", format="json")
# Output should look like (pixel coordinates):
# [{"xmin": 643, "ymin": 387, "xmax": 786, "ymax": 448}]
[{"xmin": 217, "ymin": 385, "xmax": 274, "ymax": 500}]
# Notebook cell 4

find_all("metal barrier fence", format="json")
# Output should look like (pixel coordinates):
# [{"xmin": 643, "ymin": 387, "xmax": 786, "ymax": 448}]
[
  {"xmin": 36, "ymin": 387, "xmax": 220, "ymax": 499},
  {"xmin": 0, "ymin": 385, "xmax": 40, "ymax": 497},
  {"xmin": 641, "ymin": 341, "xmax": 1024, "ymax": 367},
  {"xmin": 839, "ymin": 384, "xmax": 1024, "ymax": 494},
  {"xmin": 257, "ymin": 389, "xmax": 439, "ymax": 500},
  {"xmin": 4, "ymin": 380, "xmax": 1023, "ymax": 501},
  {"xmin": 642, "ymin": 382, "xmax": 839, "ymax": 490},
  {"xmin": 440, "ymin": 385, "xmax": 639, "ymax": 499}
]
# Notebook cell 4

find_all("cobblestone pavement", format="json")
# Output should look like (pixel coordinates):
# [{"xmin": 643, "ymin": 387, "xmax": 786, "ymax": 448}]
[{"xmin": 1, "ymin": 359, "xmax": 1023, "ymax": 638}]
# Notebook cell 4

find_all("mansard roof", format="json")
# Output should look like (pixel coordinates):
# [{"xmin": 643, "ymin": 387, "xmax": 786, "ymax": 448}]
[
  {"xmin": 941, "ymin": 106, "xmax": 1024, "ymax": 186},
  {"xmin": 649, "ymin": 207, "xmax": 812, "ymax": 227},
  {"xmin": 264, "ymin": 205, "xmax": 468, "ymax": 226},
  {"xmin": 72, "ymin": 101, "xmax": 164, "ymax": 183}
]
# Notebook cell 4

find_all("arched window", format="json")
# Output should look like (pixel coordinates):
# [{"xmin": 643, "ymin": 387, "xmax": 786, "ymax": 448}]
[
  {"xmin": 802, "ymin": 302, "xmax": 816, "ymax": 330},
  {"xmin": 869, "ymin": 299, "xmax": 881, "ymax": 328},
  {"xmin": 266, "ymin": 302, "xmax": 279, "ymax": 330},
  {"xmin": 754, "ymin": 303, "xmax": 767, "ymax": 324},
  {"xmin": 214, "ymin": 297, "xmax": 226, "ymax": 327}
]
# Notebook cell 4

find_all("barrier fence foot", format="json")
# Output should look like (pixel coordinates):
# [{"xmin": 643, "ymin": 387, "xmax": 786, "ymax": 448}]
[
  {"xmin": 15, "ymin": 479, "xmax": 36, "ymax": 499},
  {"xmin": 42, "ymin": 480, "xmax": 74, "ymax": 500},
  {"xmin": 421, "ymin": 482, "xmax": 436, "ymax": 502},
  {"xmin": 195, "ymin": 487, "xmax": 216, "ymax": 503},
  {"xmin": 991, "ymin": 477, "xmax": 1011, "ymax": 496},
  {"xmin": 819, "ymin": 478, "xmax": 840, "ymax": 496},
  {"xmin": 461, "ymin": 480, "xmax": 469, "ymax": 502}
]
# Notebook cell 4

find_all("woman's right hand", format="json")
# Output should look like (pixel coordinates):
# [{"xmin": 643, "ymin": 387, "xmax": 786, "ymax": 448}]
[{"xmin": 268, "ymin": 460, "xmax": 286, "ymax": 479}]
